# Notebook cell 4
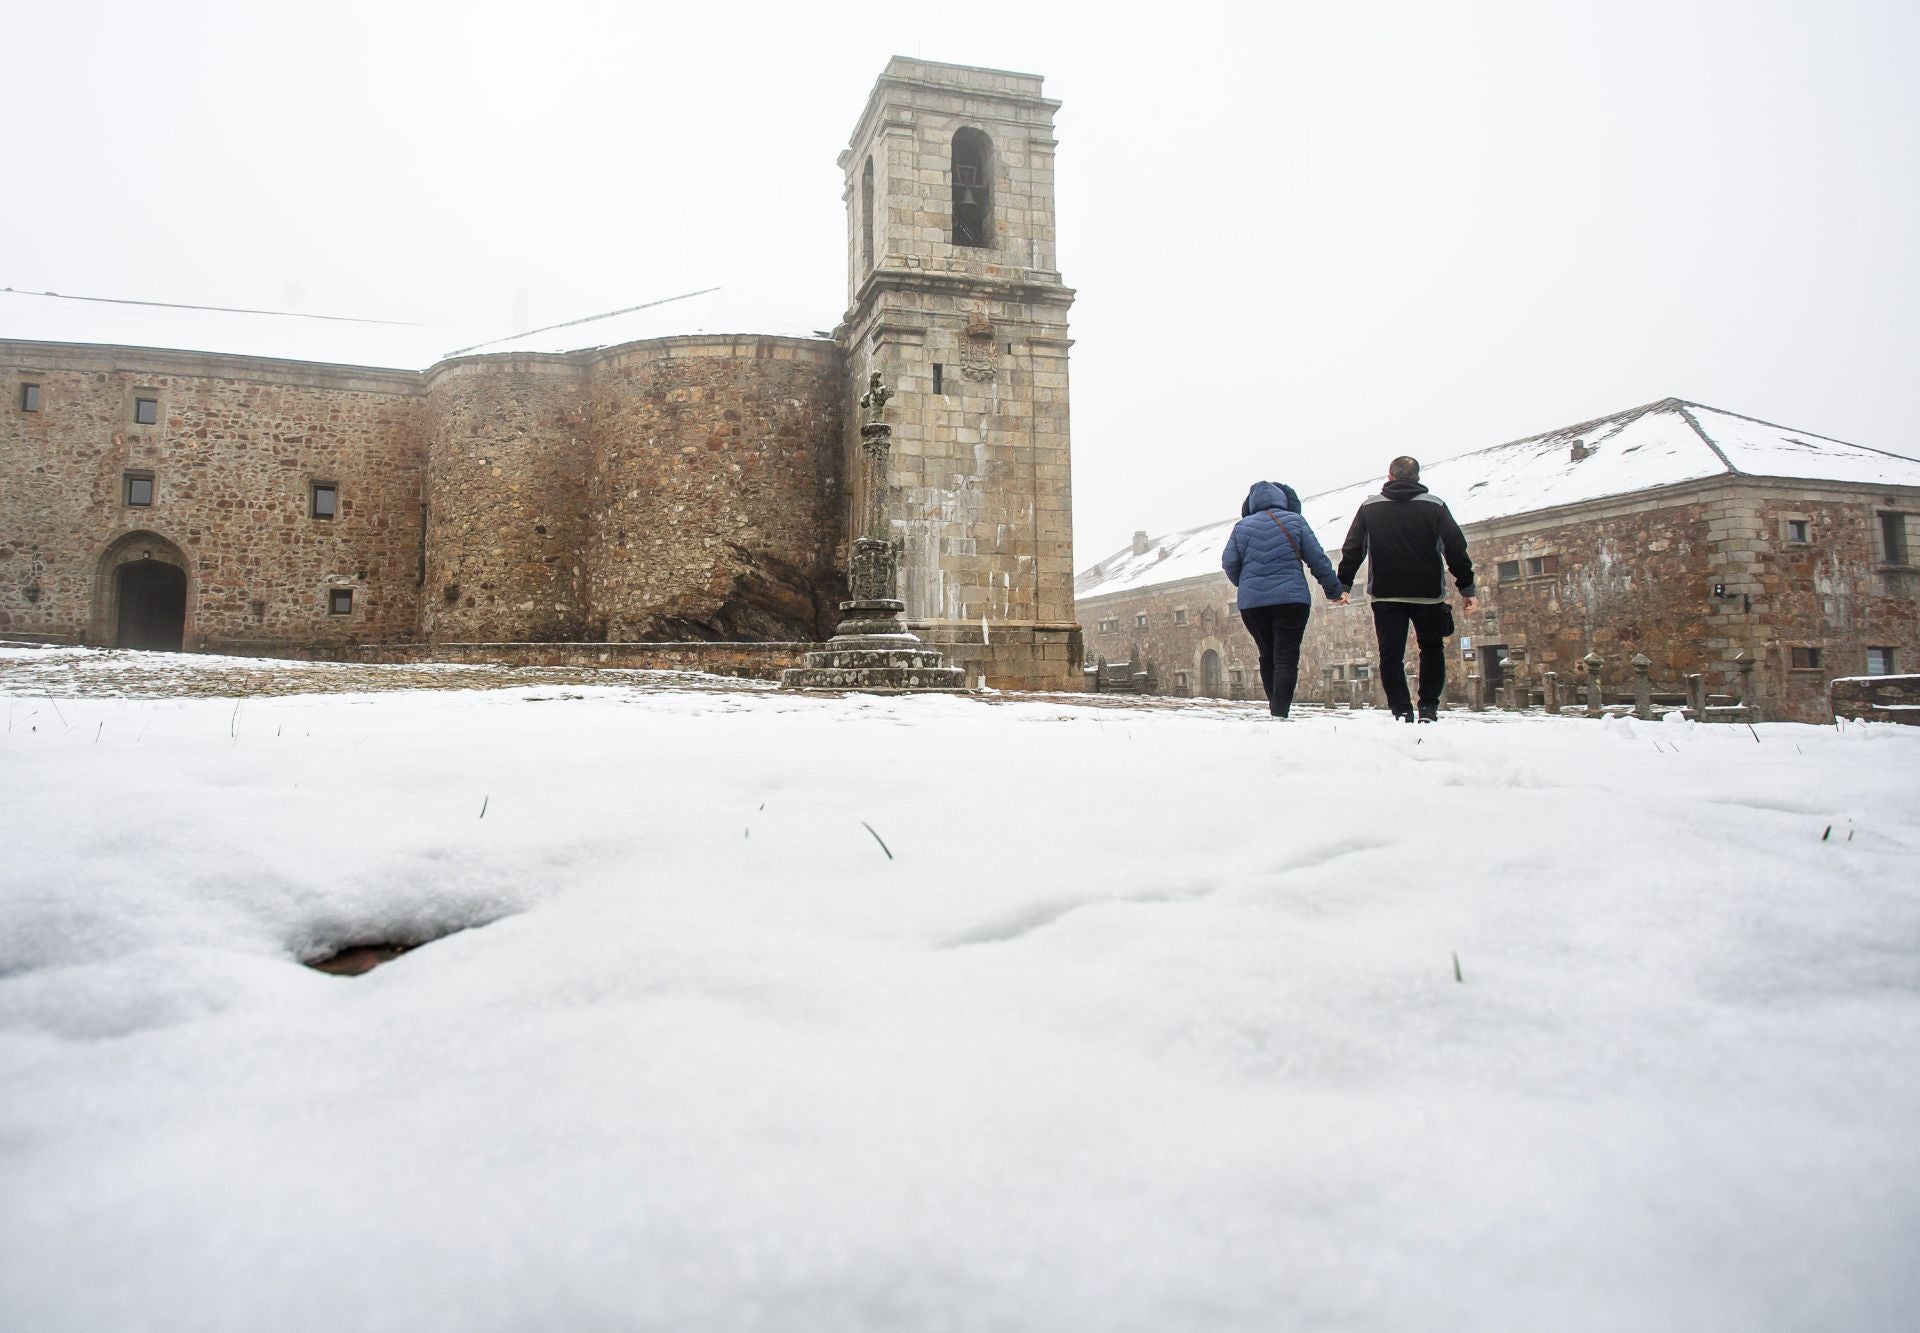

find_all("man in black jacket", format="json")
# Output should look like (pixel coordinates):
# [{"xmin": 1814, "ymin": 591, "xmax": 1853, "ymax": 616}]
[{"xmin": 1336, "ymin": 456, "xmax": 1477, "ymax": 722}]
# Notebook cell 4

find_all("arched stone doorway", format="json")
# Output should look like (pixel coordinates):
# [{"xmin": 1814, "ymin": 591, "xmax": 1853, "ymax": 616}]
[
  {"xmin": 1201, "ymin": 648, "xmax": 1224, "ymax": 698},
  {"xmin": 93, "ymin": 532, "xmax": 191, "ymax": 651}
]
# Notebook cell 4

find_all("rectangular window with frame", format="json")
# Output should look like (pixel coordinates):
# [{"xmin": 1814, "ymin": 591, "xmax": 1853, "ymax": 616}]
[
  {"xmin": 1867, "ymin": 647, "xmax": 1897, "ymax": 675},
  {"xmin": 19, "ymin": 383, "xmax": 40, "ymax": 412},
  {"xmin": 133, "ymin": 396, "xmax": 159, "ymax": 426},
  {"xmin": 1173, "ymin": 608, "xmax": 1187, "ymax": 625},
  {"xmin": 327, "ymin": 588, "xmax": 354, "ymax": 616},
  {"xmin": 1098, "ymin": 618, "xmax": 1116, "ymax": 632},
  {"xmin": 1879, "ymin": 511, "xmax": 1910, "ymax": 565},
  {"xmin": 1790, "ymin": 646, "xmax": 1822, "ymax": 670},
  {"xmin": 1497, "ymin": 560, "xmax": 1521, "ymax": 583},
  {"xmin": 1524, "ymin": 554, "xmax": 1559, "ymax": 577},
  {"xmin": 123, "ymin": 471, "xmax": 154, "ymax": 507},
  {"xmin": 932, "ymin": 363, "xmax": 944, "ymax": 395},
  {"xmin": 1332, "ymin": 665, "xmax": 1346, "ymax": 681},
  {"xmin": 1783, "ymin": 518, "xmax": 1811, "ymax": 544},
  {"xmin": 311, "ymin": 482, "xmax": 338, "ymax": 520},
  {"xmin": 1174, "ymin": 671, "xmax": 1189, "ymax": 689},
  {"xmin": 1136, "ymin": 614, "xmax": 1148, "ymax": 627},
  {"xmin": 1353, "ymin": 663, "xmax": 1372, "ymax": 679}
]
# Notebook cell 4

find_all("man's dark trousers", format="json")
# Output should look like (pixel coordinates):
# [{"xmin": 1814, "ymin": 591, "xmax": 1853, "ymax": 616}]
[
  {"xmin": 1240, "ymin": 603, "xmax": 1311, "ymax": 716},
  {"xmin": 1372, "ymin": 602, "xmax": 1450, "ymax": 716}
]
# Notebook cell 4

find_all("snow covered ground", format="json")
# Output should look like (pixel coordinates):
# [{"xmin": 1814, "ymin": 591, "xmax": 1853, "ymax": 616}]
[{"xmin": 3, "ymin": 648, "xmax": 1918, "ymax": 1332}]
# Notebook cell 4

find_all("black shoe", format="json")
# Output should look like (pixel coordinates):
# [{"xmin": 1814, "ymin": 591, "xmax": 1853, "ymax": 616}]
[
  {"xmin": 1417, "ymin": 704, "xmax": 1438, "ymax": 723},
  {"xmin": 1392, "ymin": 709, "xmax": 1414, "ymax": 723}
]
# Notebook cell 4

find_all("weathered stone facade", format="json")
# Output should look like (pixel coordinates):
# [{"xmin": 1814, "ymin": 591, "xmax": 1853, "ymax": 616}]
[
  {"xmin": 1081, "ymin": 406, "xmax": 1920, "ymax": 724},
  {"xmin": 1, "ymin": 58, "xmax": 1081, "ymax": 687},
  {"xmin": 838, "ymin": 59, "xmax": 1081, "ymax": 690},
  {"xmin": 2, "ymin": 350, "xmax": 427, "ymax": 649}
]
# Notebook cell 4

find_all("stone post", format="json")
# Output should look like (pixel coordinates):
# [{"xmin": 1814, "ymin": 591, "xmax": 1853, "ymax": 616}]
[
  {"xmin": 1543, "ymin": 670, "xmax": 1560, "ymax": 715},
  {"xmin": 1584, "ymin": 651, "xmax": 1605, "ymax": 717},
  {"xmin": 1735, "ymin": 650, "xmax": 1756, "ymax": 715},
  {"xmin": 1469, "ymin": 670, "xmax": 1484, "ymax": 712},
  {"xmin": 1632, "ymin": 653, "xmax": 1653, "ymax": 720},
  {"xmin": 782, "ymin": 374, "xmax": 964, "ymax": 691},
  {"xmin": 1505, "ymin": 663, "xmax": 1526, "ymax": 712},
  {"xmin": 1686, "ymin": 672, "xmax": 1706, "ymax": 719}
]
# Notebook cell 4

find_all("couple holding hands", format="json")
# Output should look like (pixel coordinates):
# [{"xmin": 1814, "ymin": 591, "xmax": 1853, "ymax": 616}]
[{"xmin": 1221, "ymin": 457, "xmax": 1477, "ymax": 721}]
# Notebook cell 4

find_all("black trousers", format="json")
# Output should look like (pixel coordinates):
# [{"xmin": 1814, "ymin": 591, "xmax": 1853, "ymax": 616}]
[
  {"xmin": 1371, "ymin": 601, "xmax": 1450, "ymax": 715},
  {"xmin": 1239, "ymin": 603, "xmax": 1312, "ymax": 716}
]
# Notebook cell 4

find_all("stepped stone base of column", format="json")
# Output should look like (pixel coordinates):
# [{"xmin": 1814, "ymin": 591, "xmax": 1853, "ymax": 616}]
[{"xmin": 780, "ymin": 599, "xmax": 970, "ymax": 693}]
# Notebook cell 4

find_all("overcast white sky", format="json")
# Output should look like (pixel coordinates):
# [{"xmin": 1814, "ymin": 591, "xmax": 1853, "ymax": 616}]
[{"xmin": 5, "ymin": 0, "xmax": 1916, "ymax": 568}]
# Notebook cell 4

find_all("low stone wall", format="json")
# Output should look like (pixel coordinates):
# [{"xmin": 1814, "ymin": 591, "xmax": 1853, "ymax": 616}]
[
  {"xmin": 1831, "ymin": 674, "xmax": 1920, "ymax": 726},
  {"xmin": 204, "ymin": 638, "xmax": 810, "ymax": 679}
]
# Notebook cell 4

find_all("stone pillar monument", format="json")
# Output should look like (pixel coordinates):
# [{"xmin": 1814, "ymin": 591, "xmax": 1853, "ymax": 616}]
[{"xmin": 781, "ymin": 375, "xmax": 968, "ymax": 692}]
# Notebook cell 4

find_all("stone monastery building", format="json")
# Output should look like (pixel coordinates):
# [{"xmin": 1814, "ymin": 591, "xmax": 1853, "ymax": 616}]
[
  {"xmin": 1078, "ymin": 399, "xmax": 1920, "ymax": 724},
  {"xmin": 1, "ymin": 59, "xmax": 1080, "ymax": 691}
]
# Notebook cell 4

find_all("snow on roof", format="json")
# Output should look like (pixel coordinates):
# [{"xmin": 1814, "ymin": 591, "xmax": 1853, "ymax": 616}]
[
  {"xmin": 0, "ymin": 288, "xmax": 451, "ymax": 371},
  {"xmin": 441, "ymin": 287, "xmax": 832, "ymax": 358},
  {"xmin": 1078, "ymin": 398, "xmax": 1920, "ymax": 601},
  {"xmin": 1, "ymin": 287, "xmax": 831, "ymax": 372}
]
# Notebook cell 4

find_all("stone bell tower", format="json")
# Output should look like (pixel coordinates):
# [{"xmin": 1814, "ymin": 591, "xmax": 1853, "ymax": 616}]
[{"xmin": 837, "ymin": 58, "xmax": 1080, "ymax": 691}]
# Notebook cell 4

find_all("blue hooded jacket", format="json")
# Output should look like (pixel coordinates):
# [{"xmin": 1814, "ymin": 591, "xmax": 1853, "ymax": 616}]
[{"xmin": 1221, "ymin": 481, "xmax": 1343, "ymax": 610}]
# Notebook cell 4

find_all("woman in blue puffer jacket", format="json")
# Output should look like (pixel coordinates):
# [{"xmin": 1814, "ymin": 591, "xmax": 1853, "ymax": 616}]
[{"xmin": 1221, "ymin": 480, "xmax": 1348, "ymax": 717}]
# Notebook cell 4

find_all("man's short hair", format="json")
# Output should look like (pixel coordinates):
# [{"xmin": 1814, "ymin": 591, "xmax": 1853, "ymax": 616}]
[{"xmin": 1388, "ymin": 456, "xmax": 1421, "ymax": 482}]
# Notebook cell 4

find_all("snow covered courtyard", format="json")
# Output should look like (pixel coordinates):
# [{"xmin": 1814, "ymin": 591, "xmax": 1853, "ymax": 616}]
[{"xmin": 3, "ymin": 647, "xmax": 1917, "ymax": 1332}]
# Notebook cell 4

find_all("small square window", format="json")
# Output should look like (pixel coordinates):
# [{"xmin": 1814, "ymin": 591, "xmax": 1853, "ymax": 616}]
[
  {"xmin": 1524, "ymin": 554, "xmax": 1559, "ymax": 577},
  {"xmin": 20, "ymin": 383, "xmax": 40, "ymax": 412},
  {"xmin": 1135, "ymin": 614, "xmax": 1148, "ymax": 627},
  {"xmin": 134, "ymin": 397, "xmax": 159, "ymax": 426},
  {"xmin": 1173, "ymin": 608, "xmax": 1188, "ymax": 625},
  {"xmin": 1784, "ymin": 519, "xmax": 1811, "ymax": 544},
  {"xmin": 1867, "ymin": 647, "xmax": 1897, "ymax": 675},
  {"xmin": 1497, "ymin": 560, "xmax": 1521, "ymax": 583},
  {"xmin": 1332, "ymin": 665, "xmax": 1346, "ymax": 680},
  {"xmin": 1353, "ymin": 664, "xmax": 1372, "ymax": 679},
  {"xmin": 328, "ymin": 588, "xmax": 354, "ymax": 616},
  {"xmin": 1790, "ymin": 646, "xmax": 1822, "ymax": 670},
  {"xmin": 124, "ymin": 472, "xmax": 154, "ymax": 507},
  {"xmin": 311, "ymin": 483, "xmax": 338, "ymax": 520}
]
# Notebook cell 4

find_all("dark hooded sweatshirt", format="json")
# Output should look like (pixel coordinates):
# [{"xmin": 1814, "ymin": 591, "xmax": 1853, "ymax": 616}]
[{"xmin": 1336, "ymin": 479, "xmax": 1476, "ymax": 602}]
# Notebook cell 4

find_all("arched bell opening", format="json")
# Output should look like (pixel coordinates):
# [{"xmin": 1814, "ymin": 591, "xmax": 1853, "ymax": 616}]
[
  {"xmin": 92, "ymin": 531, "xmax": 192, "ymax": 651},
  {"xmin": 950, "ymin": 127, "xmax": 994, "ymax": 248}
]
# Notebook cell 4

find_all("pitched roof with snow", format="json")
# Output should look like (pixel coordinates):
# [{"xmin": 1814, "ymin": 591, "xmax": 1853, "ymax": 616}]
[
  {"xmin": 1077, "ymin": 398, "xmax": 1920, "ymax": 601},
  {"xmin": 0, "ymin": 287, "xmax": 829, "ymax": 372}
]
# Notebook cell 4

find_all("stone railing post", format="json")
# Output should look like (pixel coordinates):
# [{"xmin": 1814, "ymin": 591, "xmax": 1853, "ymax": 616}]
[
  {"xmin": 1686, "ymin": 672, "xmax": 1706, "ymax": 719},
  {"xmin": 1543, "ymin": 670, "xmax": 1560, "ymax": 715},
  {"xmin": 1506, "ymin": 665, "xmax": 1526, "ymax": 712},
  {"xmin": 1584, "ymin": 651, "xmax": 1605, "ymax": 717},
  {"xmin": 1632, "ymin": 653, "xmax": 1653, "ymax": 720},
  {"xmin": 1469, "ymin": 670, "xmax": 1484, "ymax": 711},
  {"xmin": 1735, "ymin": 650, "xmax": 1756, "ymax": 717}
]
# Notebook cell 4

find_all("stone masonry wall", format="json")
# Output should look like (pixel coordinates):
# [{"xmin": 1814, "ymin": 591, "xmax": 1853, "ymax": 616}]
[
  {"xmin": 584, "ymin": 337, "xmax": 846, "ymax": 641},
  {"xmin": 1080, "ymin": 576, "xmax": 1265, "ymax": 700},
  {"xmin": 3, "ymin": 348, "xmax": 425, "ymax": 646},
  {"xmin": 422, "ymin": 357, "xmax": 590, "ymax": 643}
]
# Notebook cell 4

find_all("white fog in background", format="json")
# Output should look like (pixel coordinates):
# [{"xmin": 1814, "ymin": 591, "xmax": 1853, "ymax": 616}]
[{"xmin": 3, "ymin": 0, "xmax": 1915, "ymax": 568}]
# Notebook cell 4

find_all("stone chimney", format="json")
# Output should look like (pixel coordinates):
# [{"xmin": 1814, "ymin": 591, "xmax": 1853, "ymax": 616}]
[
  {"xmin": 1132, "ymin": 530, "xmax": 1150, "ymax": 556},
  {"xmin": 1570, "ymin": 439, "xmax": 1591, "ymax": 462}
]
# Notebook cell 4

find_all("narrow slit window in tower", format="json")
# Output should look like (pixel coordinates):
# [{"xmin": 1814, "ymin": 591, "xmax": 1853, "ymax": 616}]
[{"xmin": 861, "ymin": 156, "xmax": 875, "ymax": 273}]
